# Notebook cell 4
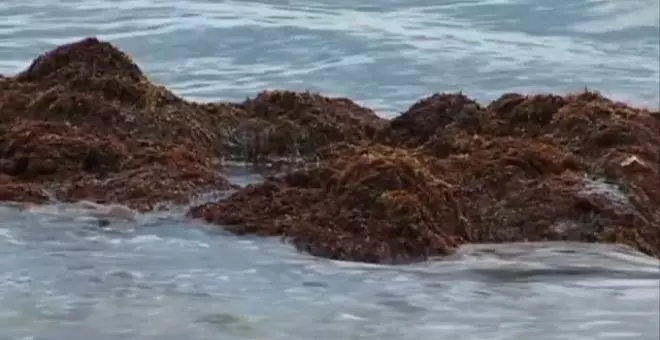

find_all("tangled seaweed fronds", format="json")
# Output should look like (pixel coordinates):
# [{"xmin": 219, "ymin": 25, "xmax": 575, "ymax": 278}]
[
  {"xmin": 191, "ymin": 90, "xmax": 660, "ymax": 262},
  {"xmin": 2, "ymin": 37, "xmax": 659, "ymax": 261},
  {"xmin": 191, "ymin": 145, "xmax": 469, "ymax": 263},
  {"xmin": 0, "ymin": 37, "xmax": 236, "ymax": 209},
  {"xmin": 17, "ymin": 37, "xmax": 146, "ymax": 83},
  {"xmin": 383, "ymin": 92, "xmax": 482, "ymax": 148},
  {"xmin": 0, "ymin": 174, "xmax": 49, "ymax": 203},
  {"xmin": 0, "ymin": 37, "xmax": 388, "ymax": 210},
  {"xmin": 202, "ymin": 90, "xmax": 387, "ymax": 167}
]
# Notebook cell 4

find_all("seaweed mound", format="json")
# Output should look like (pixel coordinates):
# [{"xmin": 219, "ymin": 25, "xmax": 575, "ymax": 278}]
[
  {"xmin": 382, "ymin": 92, "xmax": 483, "ymax": 149},
  {"xmin": 392, "ymin": 91, "xmax": 660, "ymax": 258},
  {"xmin": 220, "ymin": 90, "xmax": 386, "ymax": 164},
  {"xmin": 190, "ymin": 91, "xmax": 660, "ymax": 262},
  {"xmin": 2, "ymin": 37, "xmax": 230, "ymax": 149},
  {"xmin": 189, "ymin": 145, "xmax": 466, "ymax": 263},
  {"xmin": 0, "ymin": 37, "xmax": 382, "ymax": 209},
  {"xmin": 0, "ymin": 38, "xmax": 232, "ymax": 209},
  {"xmin": 3, "ymin": 37, "xmax": 658, "ymax": 262}
]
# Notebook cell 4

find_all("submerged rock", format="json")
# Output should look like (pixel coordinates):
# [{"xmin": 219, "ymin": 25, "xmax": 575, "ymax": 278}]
[{"xmin": 191, "ymin": 91, "xmax": 660, "ymax": 263}]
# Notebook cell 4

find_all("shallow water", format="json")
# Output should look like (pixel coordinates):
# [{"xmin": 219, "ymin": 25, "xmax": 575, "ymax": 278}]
[
  {"xmin": 1, "ymin": 200, "xmax": 659, "ymax": 340},
  {"xmin": 1, "ymin": 0, "xmax": 659, "ymax": 338}
]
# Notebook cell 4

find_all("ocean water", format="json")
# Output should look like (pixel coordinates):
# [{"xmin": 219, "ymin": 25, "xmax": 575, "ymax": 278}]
[{"xmin": 1, "ymin": 0, "xmax": 659, "ymax": 339}]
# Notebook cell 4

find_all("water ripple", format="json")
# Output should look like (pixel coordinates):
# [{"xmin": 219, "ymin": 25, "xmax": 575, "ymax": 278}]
[
  {"xmin": 0, "ymin": 0, "xmax": 657, "ymax": 115},
  {"xmin": 1, "ymin": 201, "xmax": 659, "ymax": 339}
]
